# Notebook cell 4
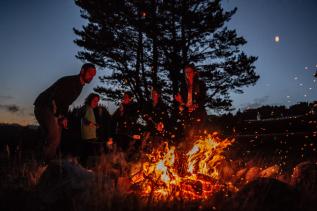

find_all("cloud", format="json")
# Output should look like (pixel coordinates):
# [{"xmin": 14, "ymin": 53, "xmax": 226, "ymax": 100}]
[
  {"xmin": 0, "ymin": 104, "xmax": 20, "ymax": 113},
  {"xmin": 241, "ymin": 96, "xmax": 269, "ymax": 110}
]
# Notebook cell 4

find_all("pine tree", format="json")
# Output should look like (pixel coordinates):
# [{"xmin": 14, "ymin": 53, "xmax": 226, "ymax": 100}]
[{"xmin": 74, "ymin": 0, "xmax": 259, "ymax": 111}]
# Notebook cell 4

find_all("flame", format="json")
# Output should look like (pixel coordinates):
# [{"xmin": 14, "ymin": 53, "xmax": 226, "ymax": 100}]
[
  {"xmin": 130, "ymin": 132, "xmax": 234, "ymax": 201},
  {"xmin": 187, "ymin": 132, "xmax": 232, "ymax": 179}
]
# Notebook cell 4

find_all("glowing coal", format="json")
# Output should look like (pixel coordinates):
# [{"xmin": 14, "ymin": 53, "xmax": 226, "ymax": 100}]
[{"xmin": 130, "ymin": 132, "xmax": 234, "ymax": 201}]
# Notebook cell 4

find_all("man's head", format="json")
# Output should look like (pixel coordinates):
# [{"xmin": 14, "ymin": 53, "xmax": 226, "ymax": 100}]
[
  {"xmin": 151, "ymin": 88, "xmax": 160, "ymax": 104},
  {"xmin": 184, "ymin": 64, "xmax": 197, "ymax": 82},
  {"xmin": 122, "ymin": 91, "xmax": 133, "ymax": 105},
  {"xmin": 80, "ymin": 63, "xmax": 96, "ymax": 84}
]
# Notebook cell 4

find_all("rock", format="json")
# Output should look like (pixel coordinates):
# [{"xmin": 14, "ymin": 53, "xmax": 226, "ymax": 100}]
[
  {"xmin": 235, "ymin": 168, "xmax": 247, "ymax": 178},
  {"xmin": 232, "ymin": 168, "xmax": 247, "ymax": 185},
  {"xmin": 221, "ymin": 178, "xmax": 300, "ymax": 211},
  {"xmin": 291, "ymin": 161, "xmax": 317, "ymax": 211},
  {"xmin": 276, "ymin": 174, "xmax": 290, "ymax": 184},
  {"xmin": 291, "ymin": 161, "xmax": 317, "ymax": 188},
  {"xmin": 245, "ymin": 167, "xmax": 261, "ymax": 182},
  {"xmin": 259, "ymin": 165, "xmax": 280, "ymax": 178},
  {"xmin": 33, "ymin": 160, "xmax": 94, "ymax": 211}
]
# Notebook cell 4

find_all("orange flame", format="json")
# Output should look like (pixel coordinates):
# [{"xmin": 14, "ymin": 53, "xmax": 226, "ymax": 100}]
[{"xmin": 130, "ymin": 132, "xmax": 234, "ymax": 201}]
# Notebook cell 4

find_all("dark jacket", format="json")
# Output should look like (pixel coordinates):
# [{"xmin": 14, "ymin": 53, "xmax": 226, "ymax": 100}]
[
  {"xmin": 142, "ymin": 100, "xmax": 169, "ymax": 136},
  {"xmin": 111, "ymin": 102, "xmax": 142, "ymax": 138},
  {"xmin": 176, "ymin": 76, "xmax": 207, "ymax": 124},
  {"xmin": 179, "ymin": 77, "xmax": 207, "ymax": 110},
  {"xmin": 94, "ymin": 106, "xmax": 112, "ymax": 141},
  {"xmin": 34, "ymin": 75, "xmax": 83, "ymax": 117}
]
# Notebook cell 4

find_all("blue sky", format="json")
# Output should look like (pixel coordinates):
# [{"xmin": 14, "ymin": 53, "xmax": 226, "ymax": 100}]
[
  {"xmin": 0, "ymin": 0, "xmax": 316, "ymax": 125},
  {"xmin": 225, "ymin": 0, "xmax": 317, "ymax": 110}
]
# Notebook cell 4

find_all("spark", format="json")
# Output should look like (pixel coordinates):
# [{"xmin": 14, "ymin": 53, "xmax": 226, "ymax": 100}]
[
  {"xmin": 294, "ymin": 76, "xmax": 298, "ymax": 80},
  {"xmin": 274, "ymin": 36, "xmax": 280, "ymax": 43}
]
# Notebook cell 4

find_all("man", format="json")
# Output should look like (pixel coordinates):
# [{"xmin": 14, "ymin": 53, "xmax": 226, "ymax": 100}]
[
  {"xmin": 34, "ymin": 63, "xmax": 96, "ymax": 161},
  {"xmin": 174, "ymin": 64, "xmax": 207, "ymax": 141},
  {"xmin": 143, "ymin": 89, "xmax": 169, "ymax": 136},
  {"xmin": 111, "ymin": 91, "xmax": 142, "ymax": 152},
  {"xmin": 141, "ymin": 88, "xmax": 170, "ymax": 150}
]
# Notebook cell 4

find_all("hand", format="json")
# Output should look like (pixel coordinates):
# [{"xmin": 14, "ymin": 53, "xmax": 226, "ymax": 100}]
[
  {"xmin": 175, "ymin": 93, "xmax": 183, "ymax": 104},
  {"xmin": 178, "ymin": 105, "xmax": 185, "ymax": 112},
  {"xmin": 58, "ymin": 117, "xmax": 68, "ymax": 129},
  {"xmin": 107, "ymin": 138, "xmax": 113, "ymax": 145},
  {"xmin": 156, "ymin": 122, "xmax": 164, "ymax": 132},
  {"xmin": 89, "ymin": 122, "xmax": 96, "ymax": 128},
  {"xmin": 132, "ymin": 134, "xmax": 141, "ymax": 140},
  {"xmin": 106, "ymin": 138, "xmax": 114, "ymax": 151},
  {"xmin": 188, "ymin": 104, "xmax": 198, "ymax": 113}
]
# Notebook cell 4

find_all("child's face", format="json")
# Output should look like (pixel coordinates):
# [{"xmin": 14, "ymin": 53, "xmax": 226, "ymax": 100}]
[
  {"xmin": 152, "ymin": 90, "xmax": 159, "ymax": 103},
  {"xmin": 122, "ymin": 94, "xmax": 132, "ymax": 105},
  {"xmin": 90, "ymin": 96, "xmax": 99, "ymax": 108},
  {"xmin": 185, "ymin": 67, "xmax": 195, "ymax": 81}
]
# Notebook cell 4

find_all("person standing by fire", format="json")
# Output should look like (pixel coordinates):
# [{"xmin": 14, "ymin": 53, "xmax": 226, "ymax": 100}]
[
  {"xmin": 111, "ymin": 91, "xmax": 142, "ymax": 152},
  {"xmin": 33, "ymin": 63, "xmax": 96, "ymax": 162},
  {"xmin": 175, "ymin": 64, "xmax": 207, "ymax": 141},
  {"xmin": 94, "ymin": 105, "xmax": 112, "ymax": 151},
  {"xmin": 142, "ymin": 88, "xmax": 170, "ymax": 150}
]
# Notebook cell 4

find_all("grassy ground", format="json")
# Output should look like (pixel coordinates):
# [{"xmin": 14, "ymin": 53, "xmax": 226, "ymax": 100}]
[{"xmin": 0, "ymin": 128, "xmax": 317, "ymax": 210}]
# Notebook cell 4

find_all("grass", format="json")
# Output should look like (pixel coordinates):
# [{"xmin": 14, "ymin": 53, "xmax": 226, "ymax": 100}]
[{"xmin": 1, "ymin": 132, "xmax": 317, "ymax": 211}]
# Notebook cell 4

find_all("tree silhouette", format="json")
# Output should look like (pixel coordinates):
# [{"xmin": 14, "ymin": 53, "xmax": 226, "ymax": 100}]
[{"xmin": 74, "ymin": 0, "xmax": 259, "ymax": 111}]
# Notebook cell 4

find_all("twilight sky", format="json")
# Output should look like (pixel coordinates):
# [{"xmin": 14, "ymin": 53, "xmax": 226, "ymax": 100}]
[{"xmin": 0, "ymin": 0, "xmax": 316, "ymax": 125}]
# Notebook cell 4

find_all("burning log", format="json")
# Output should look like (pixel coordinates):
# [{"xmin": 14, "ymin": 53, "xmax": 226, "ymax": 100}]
[{"xmin": 130, "ymin": 133, "xmax": 235, "ymax": 202}]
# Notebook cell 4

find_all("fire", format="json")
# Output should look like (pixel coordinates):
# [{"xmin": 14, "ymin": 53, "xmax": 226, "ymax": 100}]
[{"xmin": 130, "ymin": 132, "xmax": 234, "ymax": 201}]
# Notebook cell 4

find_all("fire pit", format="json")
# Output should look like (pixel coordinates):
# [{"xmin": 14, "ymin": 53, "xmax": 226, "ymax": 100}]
[{"xmin": 130, "ymin": 132, "xmax": 234, "ymax": 202}]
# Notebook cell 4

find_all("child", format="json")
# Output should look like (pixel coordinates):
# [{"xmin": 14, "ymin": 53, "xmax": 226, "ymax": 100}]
[{"xmin": 81, "ymin": 93, "xmax": 102, "ymax": 165}]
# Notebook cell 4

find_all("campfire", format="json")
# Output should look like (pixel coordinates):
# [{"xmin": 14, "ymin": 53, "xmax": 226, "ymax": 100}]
[{"xmin": 130, "ymin": 132, "xmax": 234, "ymax": 202}]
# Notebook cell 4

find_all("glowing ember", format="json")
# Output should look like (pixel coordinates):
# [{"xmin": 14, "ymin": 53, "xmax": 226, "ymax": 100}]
[{"xmin": 130, "ymin": 132, "xmax": 234, "ymax": 201}]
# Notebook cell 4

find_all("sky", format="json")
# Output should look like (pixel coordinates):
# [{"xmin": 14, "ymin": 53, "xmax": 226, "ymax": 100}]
[{"xmin": 0, "ymin": 0, "xmax": 316, "ymax": 125}]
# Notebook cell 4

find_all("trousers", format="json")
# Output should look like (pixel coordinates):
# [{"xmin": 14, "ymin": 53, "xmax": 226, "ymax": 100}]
[{"xmin": 34, "ymin": 105, "xmax": 62, "ymax": 161}]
